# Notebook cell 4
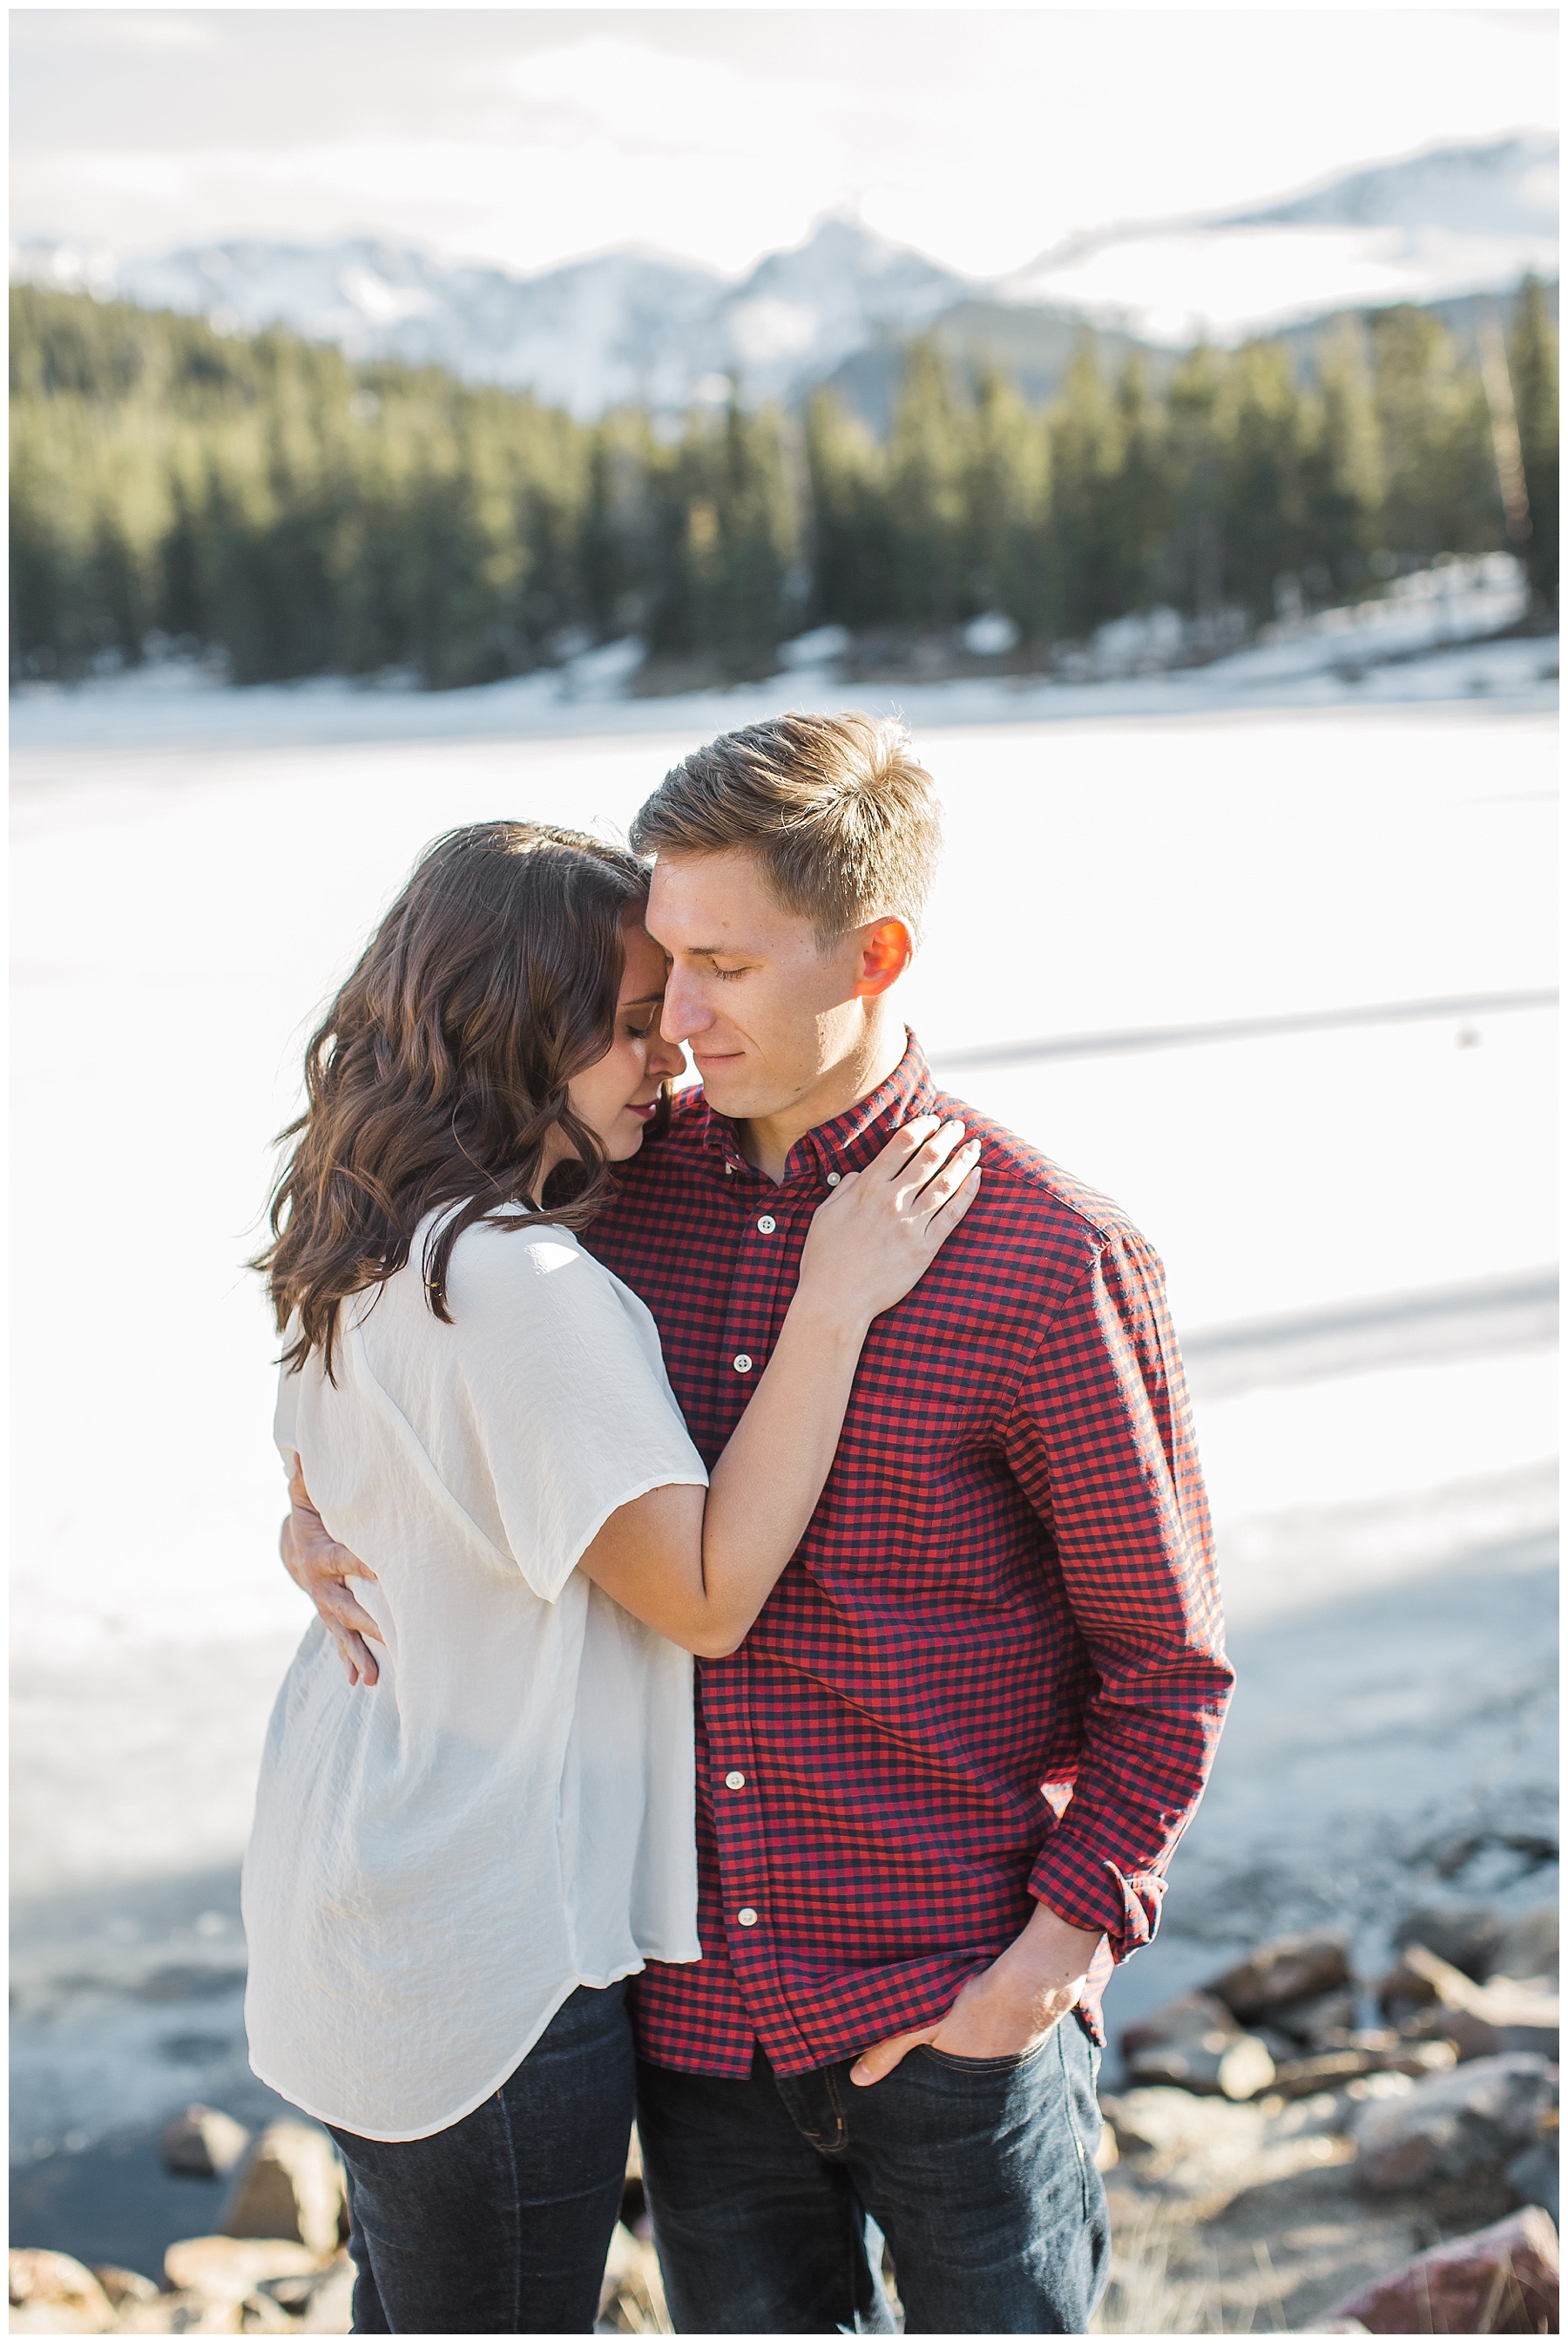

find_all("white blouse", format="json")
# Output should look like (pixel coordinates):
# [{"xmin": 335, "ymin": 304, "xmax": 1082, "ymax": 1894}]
[{"xmin": 242, "ymin": 1214, "xmax": 707, "ymax": 2142}]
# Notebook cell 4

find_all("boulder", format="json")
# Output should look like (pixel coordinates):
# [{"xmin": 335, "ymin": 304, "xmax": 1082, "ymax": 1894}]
[
  {"xmin": 1119, "ymin": 1990, "xmax": 1276, "ymax": 2099},
  {"xmin": 1382, "ymin": 1942, "xmax": 1558, "ymax": 2059},
  {"xmin": 1270, "ymin": 2040, "xmax": 1455, "ymax": 2099},
  {"xmin": 7, "ymin": 2251, "xmax": 116, "ymax": 2333},
  {"xmin": 160, "ymin": 2104, "xmax": 253, "ymax": 2180},
  {"xmin": 88, "ymin": 2267, "xmax": 160, "ymax": 2309},
  {"xmin": 237, "ymin": 2293, "xmax": 296, "ymax": 2333},
  {"xmin": 221, "ymin": 2122, "xmax": 345, "ymax": 2256},
  {"xmin": 1505, "ymin": 2139, "xmax": 1561, "ymax": 2225},
  {"xmin": 1206, "ymin": 1930, "xmax": 1350, "ymax": 2022},
  {"xmin": 165, "ymin": 2237, "xmax": 323, "ymax": 2302},
  {"xmin": 1352, "ymin": 2051, "xmax": 1558, "ymax": 2192},
  {"xmin": 1490, "ymin": 1905, "xmax": 1560, "ymax": 1986},
  {"xmin": 1392, "ymin": 1901, "xmax": 1506, "ymax": 1981},
  {"xmin": 1102, "ymin": 2087, "xmax": 1268, "ymax": 2193},
  {"xmin": 112, "ymin": 2297, "xmax": 207, "ymax": 2335},
  {"xmin": 1259, "ymin": 1985, "xmax": 1358, "ymax": 2048},
  {"xmin": 255, "ymin": 2257, "xmax": 355, "ymax": 2332},
  {"xmin": 1320, "ymin": 2204, "xmax": 1558, "ymax": 2334}
]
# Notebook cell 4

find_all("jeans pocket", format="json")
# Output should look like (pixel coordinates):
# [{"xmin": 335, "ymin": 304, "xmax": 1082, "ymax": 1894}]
[{"xmin": 918, "ymin": 2034, "xmax": 1055, "ymax": 2077}]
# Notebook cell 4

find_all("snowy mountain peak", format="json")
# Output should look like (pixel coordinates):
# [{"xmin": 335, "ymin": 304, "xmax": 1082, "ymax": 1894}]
[
  {"xmin": 998, "ymin": 134, "xmax": 1557, "ymax": 344},
  {"xmin": 12, "ymin": 136, "xmax": 1557, "ymax": 410}
]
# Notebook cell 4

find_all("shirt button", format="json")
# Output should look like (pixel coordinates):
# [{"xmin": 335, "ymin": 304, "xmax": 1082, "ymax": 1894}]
[
  {"xmin": 733, "ymin": 1353, "xmax": 754, "ymax": 1373},
  {"xmin": 725, "ymin": 1771, "xmax": 747, "ymax": 1790},
  {"xmin": 826, "ymin": 1173, "xmax": 841, "ymax": 1187},
  {"xmin": 737, "ymin": 1907, "xmax": 760, "ymax": 1928},
  {"xmin": 756, "ymin": 1215, "xmax": 776, "ymax": 1235}
]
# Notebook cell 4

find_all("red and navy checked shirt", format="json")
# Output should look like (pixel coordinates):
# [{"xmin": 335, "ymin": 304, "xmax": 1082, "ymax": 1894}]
[{"xmin": 581, "ymin": 1033, "xmax": 1232, "ymax": 2076}]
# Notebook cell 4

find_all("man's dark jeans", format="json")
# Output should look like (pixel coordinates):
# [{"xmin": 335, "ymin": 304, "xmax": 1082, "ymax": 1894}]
[
  {"xmin": 636, "ymin": 2015, "xmax": 1112, "ymax": 2334},
  {"xmin": 328, "ymin": 1981, "xmax": 633, "ymax": 2333}
]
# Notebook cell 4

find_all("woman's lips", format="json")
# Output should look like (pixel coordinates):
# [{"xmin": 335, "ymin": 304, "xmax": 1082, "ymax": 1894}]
[{"xmin": 626, "ymin": 1101, "xmax": 658, "ymax": 1121}]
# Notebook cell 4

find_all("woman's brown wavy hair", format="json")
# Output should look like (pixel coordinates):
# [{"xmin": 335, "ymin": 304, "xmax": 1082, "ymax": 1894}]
[{"xmin": 254, "ymin": 820, "xmax": 664, "ymax": 1378}]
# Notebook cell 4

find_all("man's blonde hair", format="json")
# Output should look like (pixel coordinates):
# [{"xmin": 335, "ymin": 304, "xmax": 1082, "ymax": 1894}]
[{"xmin": 628, "ymin": 712, "xmax": 942, "ymax": 948}]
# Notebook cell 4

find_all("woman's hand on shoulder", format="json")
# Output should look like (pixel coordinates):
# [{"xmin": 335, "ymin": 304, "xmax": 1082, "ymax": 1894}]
[{"xmin": 794, "ymin": 1115, "xmax": 981, "ymax": 1333}]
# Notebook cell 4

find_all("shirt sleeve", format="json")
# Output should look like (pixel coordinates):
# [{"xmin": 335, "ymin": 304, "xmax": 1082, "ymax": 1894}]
[
  {"xmin": 1001, "ymin": 1223, "xmax": 1234, "ymax": 1960},
  {"xmin": 274, "ymin": 1350, "xmax": 301, "ymax": 1476},
  {"xmin": 443, "ymin": 1226, "xmax": 709, "ymax": 1605}
]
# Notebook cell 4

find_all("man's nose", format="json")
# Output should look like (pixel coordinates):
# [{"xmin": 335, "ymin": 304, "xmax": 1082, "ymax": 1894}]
[{"xmin": 661, "ymin": 966, "xmax": 712, "ymax": 1043}]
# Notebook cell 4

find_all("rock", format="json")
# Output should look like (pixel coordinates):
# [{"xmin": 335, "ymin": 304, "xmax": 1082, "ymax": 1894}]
[
  {"xmin": 1271, "ymin": 2040, "xmax": 1456, "ymax": 2098},
  {"xmin": 255, "ymin": 2258, "xmax": 355, "ymax": 2332},
  {"xmin": 88, "ymin": 2267, "xmax": 160, "ymax": 2309},
  {"xmin": 1321, "ymin": 2204, "xmax": 1558, "ymax": 2334},
  {"xmin": 237, "ymin": 2295, "xmax": 296, "ymax": 2333},
  {"xmin": 597, "ymin": 2222, "xmax": 667, "ymax": 2331},
  {"xmin": 1120, "ymin": 1990, "xmax": 1276, "ymax": 2099},
  {"xmin": 1103, "ymin": 2087, "xmax": 1268, "ymax": 2193},
  {"xmin": 8, "ymin": 2252, "xmax": 116, "ymax": 2332},
  {"xmin": 221, "ymin": 2123, "xmax": 345, "ymax": 2256},
  {"xmin": 112, "ymin": 2296, "xmax": 207, "ymax": 2334},
  {"xmin": 1206, "ymin": 1930, "xmax": 1350, "ymax": 2022},
  {"xmin": 1490, "ymin": 1905, "xmax": 1560, "ymax": 1986},
  {"xmin": 1506, "ymin": 2140, "xmax": 1561, "ymax": 2225},
  {"xmin": 1392, "ymin": 1901, "xmax": 1506, "ymax": 1981},
  {"xmin": 1382, "ymin": 1942, "xmax": 1559, "ymax": 2059},
  {"xmin": 1352, "ymin": 2051, "xmax": 1558, "ymax": 2192},
  {"xmin": 1263, "ymin": 1986, "xmax": 1359, "ymax": 2048},
  {"xmin": 160, "ymin": 2105, "xmax": 253, "ymax": 2180},
  {"xmin": 164, "ymin": 2238, "xmax": 323, "ymax": 2303}
]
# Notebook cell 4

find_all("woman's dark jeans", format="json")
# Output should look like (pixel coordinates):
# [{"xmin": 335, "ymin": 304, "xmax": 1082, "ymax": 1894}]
[
  {"xmin": 636, "ymin": 2013, "xmax": 1111, "ymax": 2334},
  {"xmin": 328, "ymin": 1981, "xmax": 634, "ymax": 2334}
]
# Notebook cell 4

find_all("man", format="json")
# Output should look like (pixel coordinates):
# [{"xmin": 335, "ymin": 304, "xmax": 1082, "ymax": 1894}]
[{"xmin": 287, "ymin": 711, "xmax": 1233, "ymax": 2333}]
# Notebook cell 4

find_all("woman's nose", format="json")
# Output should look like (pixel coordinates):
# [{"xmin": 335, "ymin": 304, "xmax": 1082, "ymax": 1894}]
[{"xmin": 648, "ymin": 1029, "xmax": 686, "ymax": 1081}]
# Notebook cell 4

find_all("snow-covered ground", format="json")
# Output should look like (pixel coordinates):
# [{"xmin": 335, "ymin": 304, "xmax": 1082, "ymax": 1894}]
[
  {"xmin": 10, "ymin": 572, "xmax": 1556, "ymax": 758},
  {"xmin": 9, "ymin": 646, "xmax": 1557, "ymax": 2213}
]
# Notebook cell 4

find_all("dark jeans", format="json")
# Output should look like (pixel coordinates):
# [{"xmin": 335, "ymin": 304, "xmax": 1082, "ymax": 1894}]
[
  {"xmin": 328, "ymin": 1981, "xmax": 634, "ymax": 2333},
  {"xmin": 636, "ymin": 2015, "xmax": 1112, "ymax": 2333}
]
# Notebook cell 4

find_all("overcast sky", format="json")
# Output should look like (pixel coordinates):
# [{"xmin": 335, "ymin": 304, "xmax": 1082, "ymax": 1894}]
[{"xmin": 10, "ymin": 7, "xmax": 1558, "ymax": 281}]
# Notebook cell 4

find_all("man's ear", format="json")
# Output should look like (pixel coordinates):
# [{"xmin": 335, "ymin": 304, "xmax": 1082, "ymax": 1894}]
[{"xmin": 850, "ymin": 918, "xmax": 914, "ymax": 999}]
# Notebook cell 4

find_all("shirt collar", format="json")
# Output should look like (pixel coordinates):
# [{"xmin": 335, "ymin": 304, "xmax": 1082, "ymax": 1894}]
[{"xmin": 700, "ymin": 1030, "xmax": 939, "ymax": 1186}]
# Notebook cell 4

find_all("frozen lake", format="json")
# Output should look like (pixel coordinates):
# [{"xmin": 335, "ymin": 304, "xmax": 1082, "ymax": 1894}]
[{"xmin": 10, "ymin": 660, "xmax": 1558, "ymax": 2247}]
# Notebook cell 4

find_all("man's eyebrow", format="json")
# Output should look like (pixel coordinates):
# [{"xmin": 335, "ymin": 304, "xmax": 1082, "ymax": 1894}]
[{"xmin": 682, "ymin": 944, "xmax": 747, "ymax": 959}]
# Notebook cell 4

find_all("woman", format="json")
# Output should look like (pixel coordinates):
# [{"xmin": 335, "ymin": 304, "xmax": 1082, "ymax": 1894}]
[{"xmin": 243, "ymin": 819, "xmax": 979, "ymax": 2334}]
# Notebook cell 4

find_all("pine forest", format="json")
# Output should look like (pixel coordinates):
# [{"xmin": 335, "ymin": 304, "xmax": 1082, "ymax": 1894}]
[{"xmin": 10, "ymin": 279, "xmax": 1558, "ymax": 692}]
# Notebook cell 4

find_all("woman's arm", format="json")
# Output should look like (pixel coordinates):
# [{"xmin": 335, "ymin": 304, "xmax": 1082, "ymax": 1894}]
[
  {"xmin": 575, "ymin": 1115, "xmax": 979, "ymax": 1656},
  {"xmin": 280, "ymin": 1116, "xmax": 978, "ymax": 1675}
]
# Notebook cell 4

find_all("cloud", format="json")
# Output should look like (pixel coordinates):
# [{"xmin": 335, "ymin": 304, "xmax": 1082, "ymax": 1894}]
[{"xmin": 10, "ymin": 10, "xmax": 1558, "ymax": 281}]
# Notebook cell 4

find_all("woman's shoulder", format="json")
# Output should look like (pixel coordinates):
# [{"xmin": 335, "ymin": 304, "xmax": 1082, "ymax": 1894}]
[{"xmin": 436, "ymin": 1212, "xmax": 628, "ymax": 1328}]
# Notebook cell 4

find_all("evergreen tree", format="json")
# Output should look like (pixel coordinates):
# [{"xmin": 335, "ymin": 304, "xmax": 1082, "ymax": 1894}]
[
  {"xmin": 1046, "ymin": 339, "xmax": 1125, "ymax": 638},
  {"xmin": 1161, "ymin": 343, "xmax": 1226, "ymax": 629},
  {"xmin": 802, "ymin": 390, "xmax": 896, "ymax": 630},
  {"xmin": 962, "ymin": 367, "xmax": 1051, "ymax": 640},
  {"xmin": 1301, "ymin": 322, "xmax": 1383, "ymax": 598},
  {"xmin": 1510, "ymin": 276, "xmax": 1559, "ymax": 611},
  {"xmin": 1218, "ymin": 339, "xmax": 1309, "ymax": 620},
  {"xmin": 886, "ymin": 339, "xmax": 968, "ymax": 625},
  {"xmin": 1369, "ymin": 306, "xmax": 1497, "ymax": 561}
]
